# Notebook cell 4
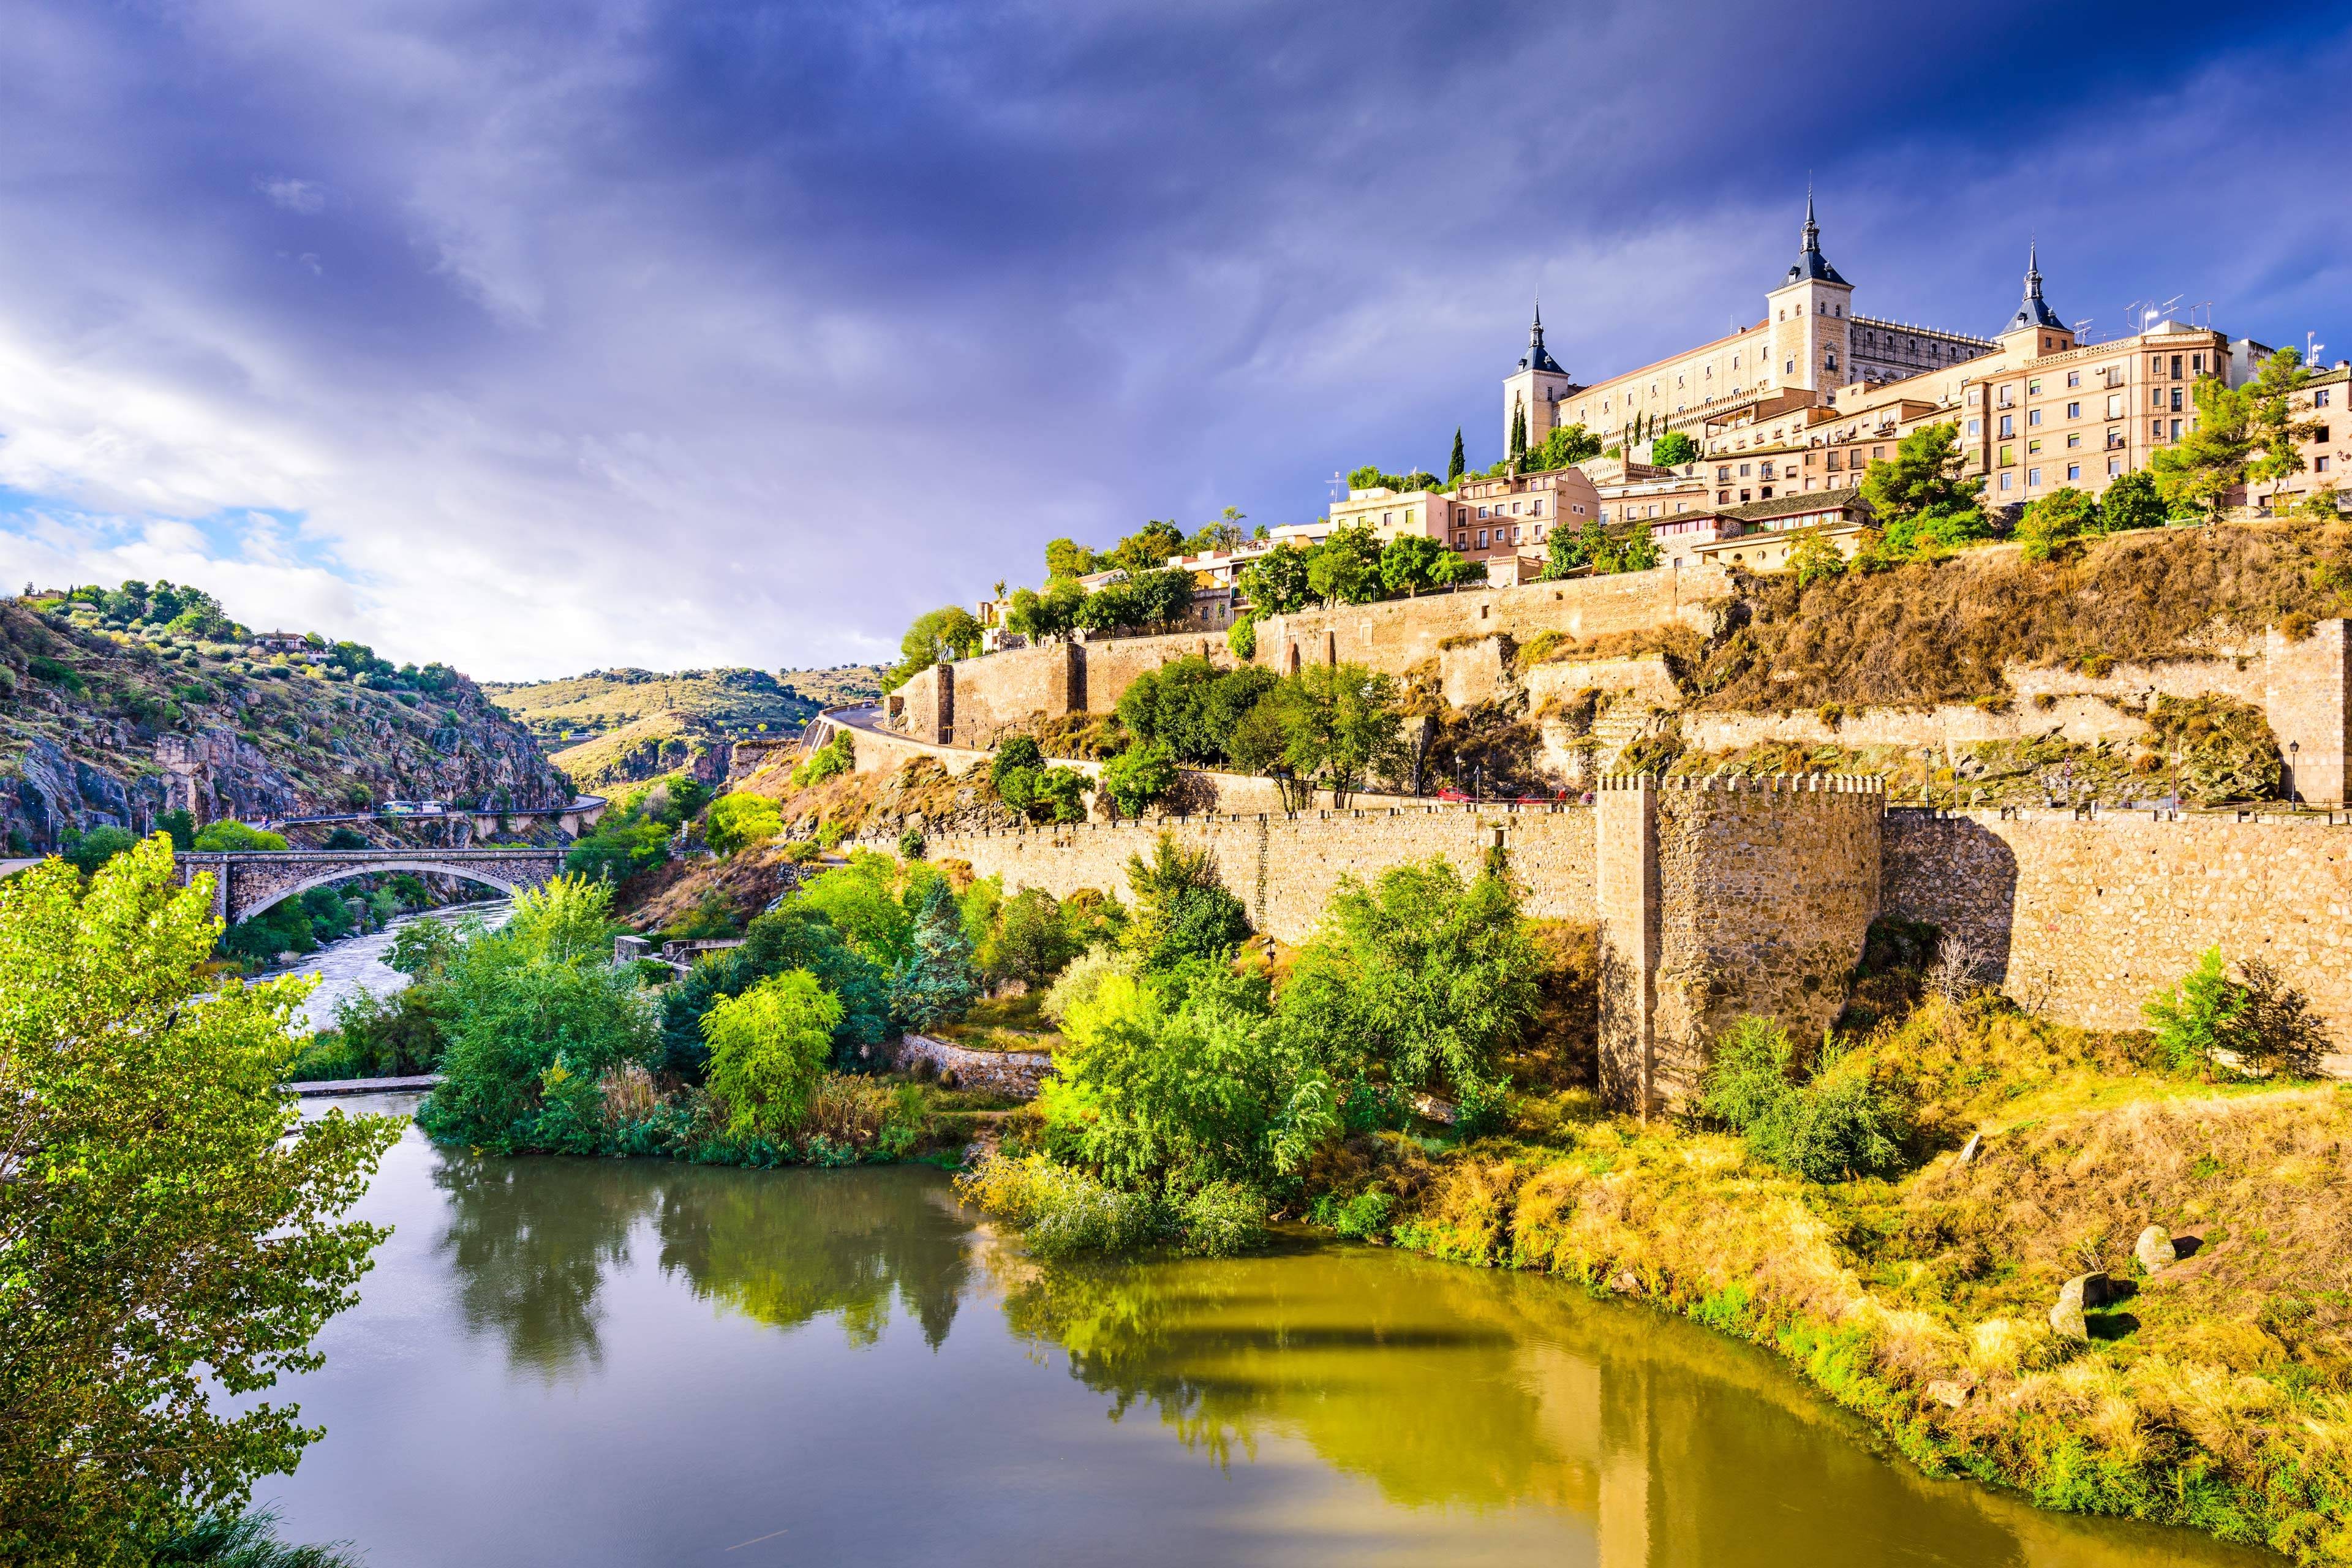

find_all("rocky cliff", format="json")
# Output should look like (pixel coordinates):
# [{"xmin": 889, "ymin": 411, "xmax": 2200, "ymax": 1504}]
[{"xmin": 0, "ymin": 593, "xmax": 567, "ymax": 853}]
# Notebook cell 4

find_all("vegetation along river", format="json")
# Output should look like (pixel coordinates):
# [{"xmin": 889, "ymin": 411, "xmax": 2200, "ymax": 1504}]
[{"xmin": 256, "ymin": 1092, "xmax": 2272, "ymax": 1567}]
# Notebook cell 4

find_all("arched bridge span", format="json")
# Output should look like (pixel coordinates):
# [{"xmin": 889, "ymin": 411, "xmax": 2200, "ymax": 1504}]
[{"xmin": 176, "ymin": 848, "xmax": 565, "ymax": 925}]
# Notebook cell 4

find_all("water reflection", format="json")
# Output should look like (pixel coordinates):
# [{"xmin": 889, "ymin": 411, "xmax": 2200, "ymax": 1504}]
[
  {"xmin": 285, "ymin": 1106, "xmax": 2270, "ymax": 1568},
  {"xmin": 434, "ymin": 1152, "xmax": 648, "ymax": 1377},
  {"xmin": 989, "ymin": 1242, "xmax": 2272, "ymax": 1568},
  {"xmin": 654, "ymin": 1165, "xmax": 968, "ymax": 1348},
  {"xmin": 434, "ymin": 1157, "xmax": 969, "ymax": 1374}
]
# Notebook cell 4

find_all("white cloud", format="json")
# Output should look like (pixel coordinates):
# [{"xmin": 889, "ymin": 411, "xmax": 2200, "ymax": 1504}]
[{"xmin": 255, "ymin": 175, "xmax": 326, "ymax": 215}]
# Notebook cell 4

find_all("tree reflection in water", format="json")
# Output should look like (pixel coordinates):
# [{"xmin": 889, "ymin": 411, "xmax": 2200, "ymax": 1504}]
[
  {"xmin": 434, "ymin": 1152, "xmax": 654, "ymax": 1379},
  {"xmin": 435, "ymin": 1157, "xmax": 972, "ymax": 1374},
  {"xmin": 654, "ymin": 1166, "xmax": 969, "ymax": 1348}
]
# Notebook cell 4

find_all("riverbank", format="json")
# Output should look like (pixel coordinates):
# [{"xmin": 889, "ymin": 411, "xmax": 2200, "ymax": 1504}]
[{"xmin": 1347, "ymin": 997, "xmax": 2352, "ymax": 1562}]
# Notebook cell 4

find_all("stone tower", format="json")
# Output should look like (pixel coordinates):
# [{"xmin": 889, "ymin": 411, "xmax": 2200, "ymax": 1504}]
[
  {"xmin": 1501, "ymin": 297, "xmax": 1574, "ymax": 456},
  {"xmin": 1764, "ymin": 192, "xmax": 1855, "ymax": 393}
]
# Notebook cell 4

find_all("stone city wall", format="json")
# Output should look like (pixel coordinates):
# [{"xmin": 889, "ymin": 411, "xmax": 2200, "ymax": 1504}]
[
  {"xmin": 1882, "ymin": 807, "xmax": 2352, "ymax": 1049},
  {"xmin": 898, "ymin": 804, "xmax": 1600, "ymax": 944},
  {"xmin": 891, "ymin": 1033, "xmax": 1054, "ymax": 1097}
]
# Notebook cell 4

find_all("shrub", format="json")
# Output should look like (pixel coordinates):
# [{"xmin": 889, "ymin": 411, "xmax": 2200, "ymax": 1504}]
[
  {"xmin": 62, "ymin": 824, "xmax": 140, "ymax": 874},
  {"xmin": 954, "ymin": 1152, "xmax": 1169, "ymax": 1257},
  {"xmin": 706, "ymin": 792, "xmax": 783, "ymax": 856},
  {"xmin": 1310, "ymin": 1188, "xmax": 1397, "ymax": 1240},
  {"xmin": 791, "ymin": 729, "xmax": 854, "ymax": 787},
  {"xmin": 703, "ymin": 970, "xmax": 844, "ymax": 1136},
  {"xmin": 888, "ymin": 880, "xmax": 981, "ymax": 1031},
  {"xmin": 657, "ymin": 903, "xmax": 891, "ymax": 1079},
  {"xmin": 2144, "ymin": 946, "xmax": 2328, "ymax": 1079},
  {"xmin": 191, "ymin": 821, "xmax": 288, "ymax": 852},
  {"xmin": 1101, "ymin": 741, "xmax": 1177, "ymax": 817},
  {"xmin": 1700, "ymin": 1016, "xmax": 1908, "ymax": 1182},
  {"xmin": 1121, "ymin": 834, "xmax": 1251, "ymax": 971},
  {"xmin": 1174, "ymin": 1180, "xmax": 1271, "ymax": 1257},
  {"xmin": 896, "ymin": 827, "xmax": 926, "ymax": 859},
  {"xmin": 990, "ymin": 887, "xmax": 1078, "ymax": 989}
]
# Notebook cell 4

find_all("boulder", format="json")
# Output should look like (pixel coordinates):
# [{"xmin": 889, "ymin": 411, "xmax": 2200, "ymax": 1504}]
[
  {"xmin": 2135, "ymin": 1226, "xmax": 2177, "ymax": 1275},
  {"xmin": 2050, "ymin": 1272, "xmax": 2103, "ymax": 1340},
  {"xmin": 1608, "ymin": 1270, "xmax": 1641, "ymax": 1295},
  {"xmin": 1924, "ymin": 1379, "xmax": 1972, "ymax": 1409}
]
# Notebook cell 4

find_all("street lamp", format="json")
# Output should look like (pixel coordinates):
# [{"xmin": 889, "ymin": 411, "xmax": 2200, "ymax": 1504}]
[{"xmin": 2290, "ymin": 739, "xmax": 2301, "ymax": 810}]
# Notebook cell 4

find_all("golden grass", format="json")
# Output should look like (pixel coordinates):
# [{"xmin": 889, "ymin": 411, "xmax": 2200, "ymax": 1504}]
[{"xmin": 1382, "ymin": 996, "xmax": 2352, "ymax": 1560}]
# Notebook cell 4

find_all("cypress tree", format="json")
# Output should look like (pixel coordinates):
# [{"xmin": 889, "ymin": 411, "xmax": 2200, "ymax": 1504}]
[
  {"xmin": 1509, "ymin": 404, "xmax": 1527, "ymax": 463},
  {"xmin": 1447, "ymin": 428, "xmax": 1466, "ymax": 482}
]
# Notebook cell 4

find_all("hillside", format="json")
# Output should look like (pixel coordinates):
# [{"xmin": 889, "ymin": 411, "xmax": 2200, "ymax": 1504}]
[
  {"xmin": 0, "ymin": 587, "xmax": 566, "ymax": 854},
  {"xmin": 491, "ymin": 663, "xmax": 885, "ymax": 791},
  {"xmin": 484, "ymin": 665, "xmax": 882, "ymax": 747}
]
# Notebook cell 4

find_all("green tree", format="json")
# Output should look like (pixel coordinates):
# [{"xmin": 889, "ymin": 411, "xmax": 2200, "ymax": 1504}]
[
  {"xmin": 1121, "ymin": 833, "xmax": 1251, "ymax": 971},
  {"xmin": 1609, "ymin": 524, "xmax": 1661, "ymax": 573},
  {"xmin": 156, "ymin": 809, "xmax": 197, "ymax": 851},
  {"xmin": 1447, "ymin": 427, "xmax": 1466, "ymax": 483},
  {"xmin": 1276, "ymin": 858, "xmax": 1534, "ymax": 1123},
  {"xmin": 1542, "ymin": 516, "xmax": 1597, "ymax": 579},
  {"xmin": 1044, "ymin": 538, "xmax": 1099, "ymax": 580},
  {"xmin": 2245, "ymin": 347, "xmax": 2322, "ymax": 494},
  {"xmin": 1005, "ymin": 576, "xmax": 1085, "ymax": 641},
  {"xmin": 2101, "ymin": 467, "xmax": 2166, "ymax": 532},
  {"xmin": 1378, "ymin": 533, "xmax": 1463, "ymax": 597},
  {"xmin": 889, "ymin": 880, "xmax": 981, "ymax": 1031},
  {"xmin": 2015, "ymin": 486, "xmax": 2103, "ymax": 563},
  {"xmin": 1243, "ymin": 663, "xmax": 1402, "ymax": 804},
  {"xmin": 990, "ymin": 888, "xmax": 1079, "ymax": 990},
  {"xmin": 703, "ymin": 970, "xmax": 843, "ymax": 1135},
  {"xmin": 2150, "ymin": 377, "xmax": 2255, "ymax": 520},
  {"xmin": 0, "ymin": 839, "xmax": 399, "ymax": 1561},
  {"xmin": 1109, "ymin": 521, "xmax": 1187, "ymax": 576},
  {"xmin": 884, "ymin": 606, "xmax": 982, "ymax": 692},
  {"xmin": 1305, "ymin": 523, "xmax": 1385, "ymax": 606},
  {"xmin": 62, "ymin": 825, "xmax": 138, "ymax": 874},
  {"xmin": 1116, "ymin": 656, "xmax": 1277, "ymax": 765},
  {"xmin": 1525, "ymin": 423, "xmax": 1601, "ymax": 473},
  {"xmin": 1786, "ymin": 529, "xmax": 1847, "ymax": 587},
  {"xmin": 1038, "ymin": 965, "xmax": 1334, "ymax": 1194},
  {"xmin": 657, "ymin": 903, "xmax": 890, "ymax": 1079},
  {"xmin": 1238, "ymin": 542, "xmax": 1315, "ymax": 616},
  {"xmin": 799, "ymin": 851, "xmax": 920, "ymax": 970},
  {"xmin": 1101, "ymin": 740, "xmax": 1178, "ymax": 817},
  {"xmin": 705, "ymin": 792, "xmax": 783, "ymax": 855},
  {"xmin": 1700, "ymin": 1016, "xmax": 1907, "ymax": 1182},
  {"xmin": 192, "ymin": 821, "xmax": 289, "ymax": 852},
  {"xmin": 1509, "ymin": 401, "xmax": 1528, "ymax": 464},
  {"xmin": 1858, "ymin": 421, "xmax": 1983, "ymax": 533},
  {"xmin": 1650, "ymin": 430, "xmax": 1699, "ymax": 467}
]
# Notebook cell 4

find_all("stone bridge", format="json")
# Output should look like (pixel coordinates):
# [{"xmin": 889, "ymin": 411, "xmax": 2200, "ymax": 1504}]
[{"xmin": 176, "ymin": 847, "xmax": 566, "ymax": 924}]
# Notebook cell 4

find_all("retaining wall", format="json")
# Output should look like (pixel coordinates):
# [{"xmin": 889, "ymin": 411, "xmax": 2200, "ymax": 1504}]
[{"xmin": 1883, "ymin": 807, "xmax": 2352, "ymax": 1047}]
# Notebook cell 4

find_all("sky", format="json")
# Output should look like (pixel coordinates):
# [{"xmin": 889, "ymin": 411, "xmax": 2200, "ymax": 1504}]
[{"xmin": 0, "ymin": 1, "xmax": 2345, "ymax": 682}]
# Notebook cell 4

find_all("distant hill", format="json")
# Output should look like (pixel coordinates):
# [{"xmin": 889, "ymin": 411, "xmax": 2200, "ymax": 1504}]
[
  {"xmin": 0, "ymin": 586, "xmax": 565, "ymax": 854},
  {"xmin": 487, "ymin": 664, "xmax": 885, "ymax": 790}
]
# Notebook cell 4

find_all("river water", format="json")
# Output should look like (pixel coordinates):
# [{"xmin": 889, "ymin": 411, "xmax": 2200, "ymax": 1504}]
[
  {"xmin": 285, "ymin": 901, "xmax": 510, "ymax": 1033},
  {"xmin": 259, "ymin": 1095, "xmax": 2270, "ymax": 1567}
]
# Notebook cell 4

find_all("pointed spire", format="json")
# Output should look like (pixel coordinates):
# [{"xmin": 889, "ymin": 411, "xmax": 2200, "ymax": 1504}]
[
  {"xmin": 1784, "ymin": 187, "xmax": 1846, "ymax": 287},
  {"xmin": 1803, "ymin": 184, "xmax": 1818, "ymax": 250},
  {"xmin": 1523, "ymin": 292, "xmax": 1562, "ymax": 375},
  {"xmin": 2008, "ymin": 237, "xmax": 2064, "ymax": 332}
]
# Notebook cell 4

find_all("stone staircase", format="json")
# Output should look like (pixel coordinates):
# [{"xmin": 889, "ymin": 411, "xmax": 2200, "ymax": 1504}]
[{"xmin": 1588, "ymin": 696, "xmax": 1666, "ymax": 773}]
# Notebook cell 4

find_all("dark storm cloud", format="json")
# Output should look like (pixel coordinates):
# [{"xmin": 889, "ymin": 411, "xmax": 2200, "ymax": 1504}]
[{"xmin": 0, "ymin": 0, "xmax": 2342, "ymax": 677}]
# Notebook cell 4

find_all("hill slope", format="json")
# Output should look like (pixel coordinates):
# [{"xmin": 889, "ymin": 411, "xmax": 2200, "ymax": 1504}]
[
  {"xmin": 484, "ymin": 665, "xmax": 882, "ymax": 745},
  {"xmin": 0, "ymin": 590, "xmax": 565, "ymax": 853}
]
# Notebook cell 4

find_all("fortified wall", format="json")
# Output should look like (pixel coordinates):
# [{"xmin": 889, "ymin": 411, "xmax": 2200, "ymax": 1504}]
[
  {"xmin": 887, "ymin": 566, "xmax": 1733, "ymax": 750},
  {"xmin": 899, "ymin": 773, "xmax": 1885, "ymax": 1114},
  {"xmin": 898, "ymin": 779, "xmax": 2352, "ymax": 1109}
]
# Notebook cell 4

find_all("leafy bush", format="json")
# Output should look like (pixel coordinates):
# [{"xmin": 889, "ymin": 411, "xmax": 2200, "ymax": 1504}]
[
  {"xmin": 415, "ymin": 878, "xmax": 661, "ymax": 1152},
  {"xmin": 987, "ymin": 887, "xmax": 1079, "ymax": 989},
  {"xmin": 1276, "ymin": 858, "xmax": 1534, "ymax": 1123},
  {"xmin": 192, "ymin": 821, "xmax": 288, "ymax": 852},
  {"xmin": 1700, "ymin": 1016, "xmax": 1908, "ymax": 1182},
  {"xmin": 1100, "ymin": 740, "xmax": 1176, "ymax": 816},
  {"xmin": 2144, "ymin": 946, "xmax": 2328, "ymax": 1079},
  {"xmin": 1121, "ymin": 834, "xmax": 1251, "ymax": 971},
  {"xmin": 1174, "ymin": 1180, "xmax": 1270, "ymax": 1257},
  {"xmin": 565, "ymin": 816, "xmax": 671, "ymax": 883},
  {"xmin": 896, "ymin": 827, "xmax": 925, "ymax": 859},
  {"xmin": 791, "ymin": 729, "xmax": 854, "ymax": 787},
  {"xmin": 1115, "ymin": 655, "xmax": 1278, "ymax": 766},
  {"xmin": 62, "ymin": 824, "xmax": 140, "ymax": 874},
  {"xmin": 955, "ymin": 1152, "xmax": 1169, "ymax": 1257},
  {"xmin": 1649, "ymin": 430, "xmax": 1698, "ymax": 466},
  {"xmin": 1310, "ymin": 1188, "xmax": 1397, "ymax": 1240},
  {"xmin": 705, "ymin": 791, "xmax": 782, "ymax": 855},
  {"xmin": 703, "ymin": 970, "xmax": 844, "ymax": 1136}
]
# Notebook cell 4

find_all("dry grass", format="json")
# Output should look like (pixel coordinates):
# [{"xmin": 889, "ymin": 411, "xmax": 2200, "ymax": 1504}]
[
  {"xmin": 1691, "ymin": 519, "xmax": 2352, "ymax": 712},
  {"xmin": 1384, "ymin": 995, "xmax": 2352, "ymax": 1560}
]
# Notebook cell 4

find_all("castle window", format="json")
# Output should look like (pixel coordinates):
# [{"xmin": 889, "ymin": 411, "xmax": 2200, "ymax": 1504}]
[
  {"xmin": 2067, "ymin": 371, "xmax": 2081, "ymax": 388},
  {"xmin": 1785, "ymin": 360, "xmax": 1795, "ymax": 375}
]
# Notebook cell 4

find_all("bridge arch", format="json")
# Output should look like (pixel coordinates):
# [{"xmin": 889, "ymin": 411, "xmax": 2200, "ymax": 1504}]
[{"xmin": 231, "ymin": 859, "xmax": 543, "ymax": 924}]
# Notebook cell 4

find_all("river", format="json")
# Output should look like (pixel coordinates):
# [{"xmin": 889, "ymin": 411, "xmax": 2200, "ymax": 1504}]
[
  {"xmin": 285, "ymin": 901, "xmax": 511, "ymax": 1032},
  {"xmin": 257, "ymin": 1094, "xmax": 2271, "ymax": 1567}
]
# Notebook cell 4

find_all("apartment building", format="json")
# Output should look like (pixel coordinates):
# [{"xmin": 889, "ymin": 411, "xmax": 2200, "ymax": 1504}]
[{"xmin": 2251, "ymin": 363, "xmax": 2350, "ymax": 514}]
